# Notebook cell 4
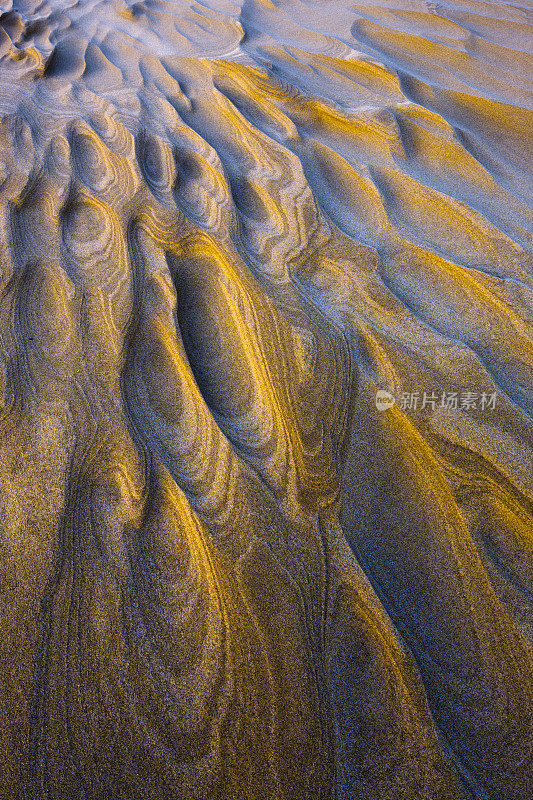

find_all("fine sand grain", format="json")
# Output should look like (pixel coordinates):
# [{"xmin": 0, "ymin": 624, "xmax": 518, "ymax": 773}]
[{"xmin": 0, "ymin": 1, "xmax": 532, "ymax": 798}]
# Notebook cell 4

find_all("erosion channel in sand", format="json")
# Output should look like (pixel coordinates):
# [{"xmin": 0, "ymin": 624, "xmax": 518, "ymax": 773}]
[{"xmin": 0, "ymin": 1, "xmax": 532, "ymax": 798}]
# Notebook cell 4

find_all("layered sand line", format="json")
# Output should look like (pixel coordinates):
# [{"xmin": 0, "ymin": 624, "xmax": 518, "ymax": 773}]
[{"xmin": 0, "ymin": 1, "xmax": 532, "ymax": 798}]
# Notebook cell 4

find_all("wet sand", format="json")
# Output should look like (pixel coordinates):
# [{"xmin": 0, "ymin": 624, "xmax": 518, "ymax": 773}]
[{"xmin": 0, "ymin": 1, "xmax": 532, "ymax": 797}]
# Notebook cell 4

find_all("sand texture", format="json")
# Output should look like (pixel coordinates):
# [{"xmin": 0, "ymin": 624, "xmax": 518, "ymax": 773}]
[{"xmin": 0, "ymin": 0, "xmax": 532, "ymax": 798}]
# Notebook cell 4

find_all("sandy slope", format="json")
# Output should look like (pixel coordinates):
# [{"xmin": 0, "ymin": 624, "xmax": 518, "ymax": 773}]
[{"xmin": 0, "ymin": 1, "xmax": 532, "ymax": 798}]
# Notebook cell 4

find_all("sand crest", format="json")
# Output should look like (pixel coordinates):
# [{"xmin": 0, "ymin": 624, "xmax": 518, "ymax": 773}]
[{"xmin": 0, "ymin": 1, "xmax": 532, "ymax": 798}]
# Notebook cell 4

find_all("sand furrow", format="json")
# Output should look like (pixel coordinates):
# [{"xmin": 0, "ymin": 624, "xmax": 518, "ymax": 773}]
[{"xmin": 0, "ymin": 1, "xmax": 532, "ymax": 798}]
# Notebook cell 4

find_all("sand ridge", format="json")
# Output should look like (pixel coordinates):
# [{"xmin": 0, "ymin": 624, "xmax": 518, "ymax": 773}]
[{"xmin": 0, "ymin": 1, "xmax": 532, "ymax": 798}]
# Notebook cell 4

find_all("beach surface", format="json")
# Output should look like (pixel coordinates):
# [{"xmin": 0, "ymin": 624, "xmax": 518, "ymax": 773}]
[{"xmin": 0, "ymin": 1, "xmax": 532, "ymax": 797}]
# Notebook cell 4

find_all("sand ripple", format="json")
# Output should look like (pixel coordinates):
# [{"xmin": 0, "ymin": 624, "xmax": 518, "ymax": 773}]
[{"xmin": 0, "ymin": 1, "xmax": 532, "ymax": 798}]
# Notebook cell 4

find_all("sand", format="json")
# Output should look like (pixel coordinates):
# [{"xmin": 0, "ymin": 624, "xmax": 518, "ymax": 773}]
[{"xmin": 0, "ymin": 0, "xmax": 532, "ymax": 797}]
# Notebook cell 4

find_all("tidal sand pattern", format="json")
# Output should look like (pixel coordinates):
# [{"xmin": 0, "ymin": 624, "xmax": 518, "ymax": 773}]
[{"xmin": 0, "ymin": 0, "xmax": 532, "ymax": 797}]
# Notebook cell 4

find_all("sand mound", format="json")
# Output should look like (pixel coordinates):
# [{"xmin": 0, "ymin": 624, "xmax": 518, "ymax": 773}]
[{"xmin": 0, "ymin": 1, "xmax": 532, "ymax": 798}]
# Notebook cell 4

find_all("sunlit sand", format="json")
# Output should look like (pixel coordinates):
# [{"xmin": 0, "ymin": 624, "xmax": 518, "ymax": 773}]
[{"xmin": 0, "ymin": 1, "xmax": 532, "ymax": 797}]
